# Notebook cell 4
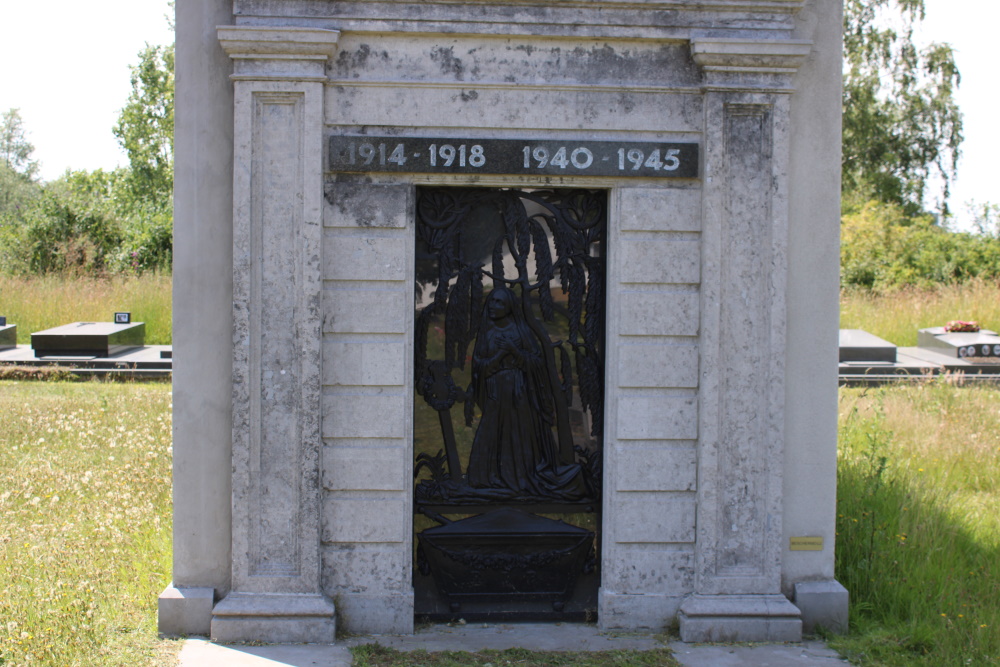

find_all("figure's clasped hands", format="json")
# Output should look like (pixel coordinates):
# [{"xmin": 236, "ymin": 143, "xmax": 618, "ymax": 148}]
[{"xmin": 497, "ymin": 336, "xmax": 523, "ymax": 364}]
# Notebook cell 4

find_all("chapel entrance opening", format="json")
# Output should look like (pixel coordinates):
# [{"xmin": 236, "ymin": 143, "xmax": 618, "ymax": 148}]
[{"xmin": 412, "ymin": 187, "xmax": 606, "ymax": 620}]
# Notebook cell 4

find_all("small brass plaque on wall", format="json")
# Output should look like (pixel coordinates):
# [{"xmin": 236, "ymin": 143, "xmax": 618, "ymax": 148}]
[{"xmin": 790, "ymin": 536, "xmax": 824, "ymax": 551}]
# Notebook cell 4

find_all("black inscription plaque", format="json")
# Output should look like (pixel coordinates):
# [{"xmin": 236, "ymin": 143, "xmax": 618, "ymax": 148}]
[{"xmin": 329, "ymin": 136, "xmax": 698, "ymax": 178}]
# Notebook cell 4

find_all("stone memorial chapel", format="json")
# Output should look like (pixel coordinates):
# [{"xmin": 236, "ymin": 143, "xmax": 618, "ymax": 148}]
[{"xmin": 161, "ymin": 0, "xmax": 846, "ymax": 644}]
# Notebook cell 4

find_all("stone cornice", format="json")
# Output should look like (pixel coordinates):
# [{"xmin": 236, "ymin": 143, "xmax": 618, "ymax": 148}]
[
  {"xmin": 691, "ymin": 37, "xmax": 812, "ymax": 91},
  {"xmin": 218, "ymin": 27, "xmax": 341, "ymax": 81},
  {"xmin": 218, "ymin": 26, "xmax": 340, "ymax": 59},
  {"xmin": 691, "ymin": 38, "xmax": 812, "ymax": 73}
]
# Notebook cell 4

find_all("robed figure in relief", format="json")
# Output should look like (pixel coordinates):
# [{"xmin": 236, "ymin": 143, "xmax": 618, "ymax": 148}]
[{"xmin": 466, "ymin": 286, "xmax": 589, "ymax": 500}]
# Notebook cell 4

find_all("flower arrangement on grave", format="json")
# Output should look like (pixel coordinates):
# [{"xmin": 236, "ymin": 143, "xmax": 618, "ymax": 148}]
[{"xmin": 944, "ymin": 320, "xmax": 980, "ymax": 333}]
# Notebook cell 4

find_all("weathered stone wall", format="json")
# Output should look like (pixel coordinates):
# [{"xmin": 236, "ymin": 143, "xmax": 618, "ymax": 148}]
[
  {"xmin": 784, "ymin": 0, "xmax": 845, "ymax": 633},
  {"xmin": 321, "ymin": 180, "xmax": 415, "ymax": 633},
  {"xmin": 163, "ymin": 0, "xmax": 845, "ymax": 642},
  {"xmin": 599, "ymin": 185, "xmax": 703, "ymax": 626}
]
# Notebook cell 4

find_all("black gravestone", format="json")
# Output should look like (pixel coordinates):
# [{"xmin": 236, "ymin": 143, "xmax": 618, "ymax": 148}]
[
  {"xmin": 0, "ymin": 320, "xmax": 15, "ymax": 351},
  {"xmin": 31, "ymin": 322, "xmax": 146, "ymax": 358}
]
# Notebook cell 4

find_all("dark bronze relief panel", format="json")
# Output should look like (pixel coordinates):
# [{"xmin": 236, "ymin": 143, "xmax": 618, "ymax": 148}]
[{"xmin": 412, "ymin": 187, "xmax": 606, "ymax": 620}]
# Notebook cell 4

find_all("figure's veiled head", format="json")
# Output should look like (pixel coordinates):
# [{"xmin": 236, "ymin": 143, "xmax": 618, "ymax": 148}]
[
  {"xmin": 486, "ymin": 286, "xmax": 516, "ymax": 320},
  {"xmin": 478, "ymin": 285, "xmax": 540, "ymax": 356}
]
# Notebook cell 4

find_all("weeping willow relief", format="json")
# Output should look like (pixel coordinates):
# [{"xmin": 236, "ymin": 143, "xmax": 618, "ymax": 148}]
[{"xmin": 413, "ymin": 188, "xmax": 606, "ymax": 507}]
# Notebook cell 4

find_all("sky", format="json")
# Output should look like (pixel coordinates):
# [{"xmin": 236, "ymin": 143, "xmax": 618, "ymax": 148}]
[
  {"xmin": 0, "ymin": 0, "xmax": 995, "ymax": 228},
  {"xmin": 0, "ymin": 0, "xmax": 174, "ymax": 181},
  {"xmin": 915, "ymin": 1, "xmax": 1000, "ymax": 228}
]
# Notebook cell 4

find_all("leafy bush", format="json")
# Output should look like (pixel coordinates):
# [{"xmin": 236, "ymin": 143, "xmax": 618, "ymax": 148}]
[
  {"xmin": 841, "ymin": 200, "xmax": 1000, "ymax": 291},
  {"xmin": 1, "ymin": 172, "xmax": 121, "ymax": 274},
  {"xmin": 107, "ymin": 205, "xmax": 173, "ymax": 275},
  {"xmin": 0, "ymin": 169, "xmax": 171, "ymax": 276}
]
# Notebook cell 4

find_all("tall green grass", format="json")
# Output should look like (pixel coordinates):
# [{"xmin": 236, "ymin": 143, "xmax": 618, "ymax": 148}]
[
  {"xmin": 833, "ymin": 383, "xmax": 1000, "ymax": 666},
  {"xmin": 3, "ymin": 275, "xmax": 997, "ymax": 351},
  {"xmin": 0, "ymin": 274, "xmax": 172, "ymax": 345},
  {"xmin": 0, "ymin": 381, "xmax": 179, "ymax": 666},
  {"xmin": 840, "ymin": 279, "xmax": 1000, "ymax": 347}
]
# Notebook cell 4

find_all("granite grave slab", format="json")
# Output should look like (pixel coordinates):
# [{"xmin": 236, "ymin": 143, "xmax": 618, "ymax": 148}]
[
  {"xmin": 31, "ymin": 321, "xmax": 146, "ymax": 358},
  {"xmin": 0, "ymin": 321, "xmax": 15, "ymax": 351},
  {"xmin": 918, "ymin": 326, "xmax": 1000, "ymax": 359}
]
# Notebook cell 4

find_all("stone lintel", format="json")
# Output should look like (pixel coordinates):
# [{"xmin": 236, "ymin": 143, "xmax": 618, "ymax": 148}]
[
  {"xmin": 794, "ymin": 580, "xmax": 849, "ymax": 635},
  {"xmin": 158, "ymin": 585, "xmax": 216, "ymax": 637},
  {"xmin": 678, "ymin": 594, "xmax": 802, "ymax": 642},
  {"xmin": 211, "ymin": 593, "xmax": 336, "ymax": 643},
  {"xmin": 230, "ymin": 0, "xmax": 807, "ymax": 36}
]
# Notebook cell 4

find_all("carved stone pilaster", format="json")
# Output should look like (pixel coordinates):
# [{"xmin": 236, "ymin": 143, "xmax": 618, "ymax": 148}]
[
  {"xmin": 213, "ymin": 26, "xmax": 340, "ymax": 644},
  {"xmin": 681, "ymin": 36, "xmax": 810, "ymax": 643}
]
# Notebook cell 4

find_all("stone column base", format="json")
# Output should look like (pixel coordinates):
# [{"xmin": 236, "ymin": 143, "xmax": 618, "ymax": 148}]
[
  {"xmin": 158, "ymin": 585, "xmax": 216, "ymax": 636},
  {"xmin": 211, "ymin": 593, "xmax": 336, "ymax": 643},
  {"xmin": 335, "ymin": 592, "xmax": 414, "ymax": 635},
  {"xmin": 794, "ymin": 580, "xmax": 849, "ymax": 635},
  {"xmin": 678, "ymin": 594, "xmax": 802, "ymax": 643},
  {"xmin": 598, "ymin": 589, "xmax": 684, "ymax": 630}
]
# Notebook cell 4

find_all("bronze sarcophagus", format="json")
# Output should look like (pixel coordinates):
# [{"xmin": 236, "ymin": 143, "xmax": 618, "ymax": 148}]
[{"xmin": 417, "ymin": 508, "xmax": 594, "ymax": 612}]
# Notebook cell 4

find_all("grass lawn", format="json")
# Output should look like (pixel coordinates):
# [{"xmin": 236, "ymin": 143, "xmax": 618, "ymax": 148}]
[
  {"xmin": 0, "ymin": 380, "xmax": 180, "ymax": 666},
  {"xmin": 833, "ymin": 383, "xmax": 1000, "ymax": 666},
  {"xmin": 5, "ymin": 379, "xmax": 990, "ymax": 667},
  {"xmin": 3, "ymin": 277, "xmax": 1000, "ymax": 666}
]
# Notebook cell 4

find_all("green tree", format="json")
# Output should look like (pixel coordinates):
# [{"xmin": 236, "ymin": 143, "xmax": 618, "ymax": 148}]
[
  {"xmin": 842, "ymin": 0, "xmax": 963, "ymax": 215},
  {"xmin": 113, "ymin": 43, "xmax": 174, "ymax": 210},
  {"xmin": 0, "ymin": 108, "xmax": 41, "ymax": 216},
  {"xmin": 0, "ymin": 38, "xmax": 176, "ymax": 276},
  {"xmin": 968, "ymin": 202, "xmax": 1000, "ymax": 238}
]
